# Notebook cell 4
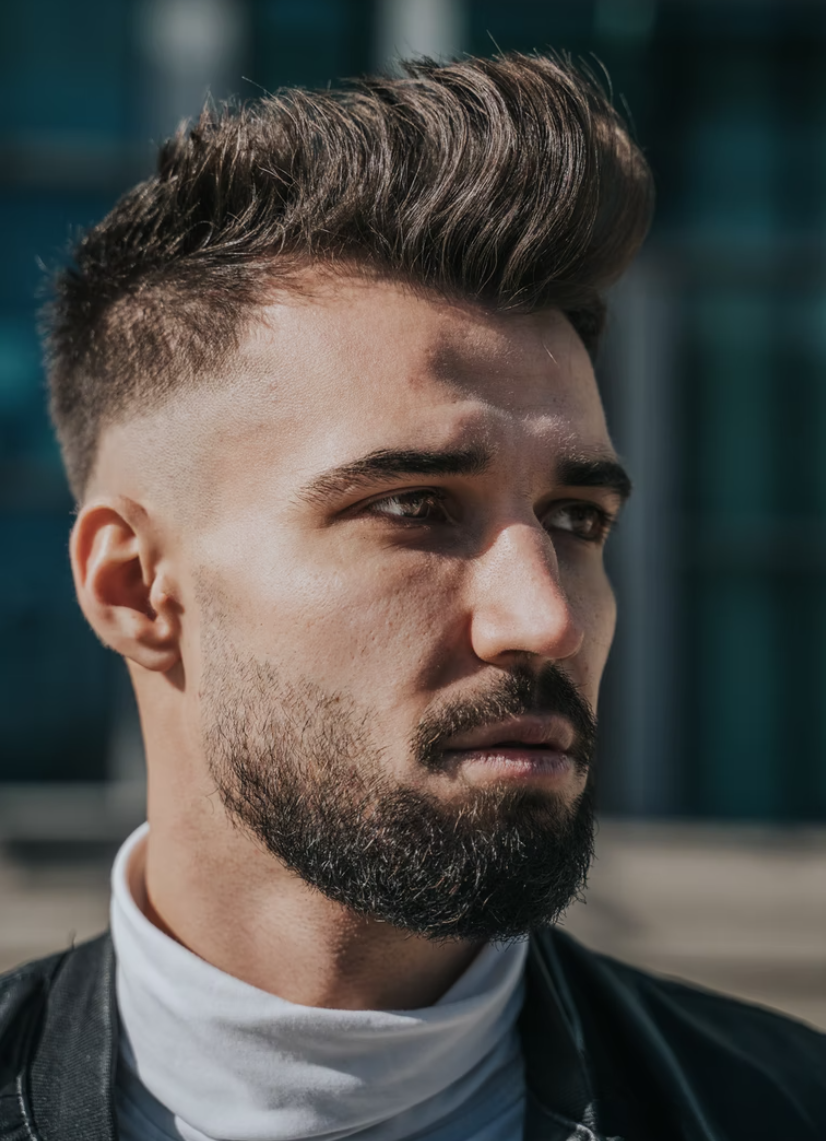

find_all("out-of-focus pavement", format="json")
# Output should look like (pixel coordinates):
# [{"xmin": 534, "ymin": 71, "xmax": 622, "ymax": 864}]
[{"xmin": 0, "ymin": 792, "xmax": 824, "ymax": 1031}]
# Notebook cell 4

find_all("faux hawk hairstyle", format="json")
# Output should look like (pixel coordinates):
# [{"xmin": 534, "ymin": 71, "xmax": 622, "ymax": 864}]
[{"xmin": 43, "ymin": 52, "xmax": 654, "ymax": 501}]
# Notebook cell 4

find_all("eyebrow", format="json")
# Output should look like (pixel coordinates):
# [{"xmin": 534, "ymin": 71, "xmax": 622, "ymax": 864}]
[
  {"xmin": 556, "ymin": 456, "xmax": 633, "ymax": 502},
  {"xmin": 296, "ymin": 445, "xmax": 492, "ymax": 505},
  {"xmin": 295, "ymin": 445, "xmax": 632, "ymax": 506}
]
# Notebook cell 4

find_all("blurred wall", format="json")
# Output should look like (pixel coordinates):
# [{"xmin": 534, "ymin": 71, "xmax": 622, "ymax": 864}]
[{"xmin": 1, "ymin": 0, "xmax": 825, "ymax": 823}]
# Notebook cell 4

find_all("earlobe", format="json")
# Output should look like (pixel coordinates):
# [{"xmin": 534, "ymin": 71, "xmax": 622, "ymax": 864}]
[{"xmin": 70, "ymin": 499, "xmax": 181, "ymax": 672}]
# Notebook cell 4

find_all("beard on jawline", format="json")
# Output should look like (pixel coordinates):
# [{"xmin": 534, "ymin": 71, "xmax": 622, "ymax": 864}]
[{"xmin": 202, "ymin": 647, "xmax": 598, "ymax": 942}]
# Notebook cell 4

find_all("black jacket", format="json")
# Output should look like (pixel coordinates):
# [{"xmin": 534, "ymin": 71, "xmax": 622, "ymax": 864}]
[{"xmin": 0, "ymin": 928, "xmax": 823, "ymax": 1141}]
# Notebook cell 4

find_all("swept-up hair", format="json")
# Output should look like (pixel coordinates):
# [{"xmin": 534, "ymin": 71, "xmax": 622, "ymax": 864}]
[{"xmin": 42, "ymin": 52, "xmax": 654, "ymax": 500}]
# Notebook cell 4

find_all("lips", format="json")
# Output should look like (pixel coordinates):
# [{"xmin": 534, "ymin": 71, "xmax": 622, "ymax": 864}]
[{"xmin": 443, "ymin": 715, "xmax": 575, "ymax": 755}]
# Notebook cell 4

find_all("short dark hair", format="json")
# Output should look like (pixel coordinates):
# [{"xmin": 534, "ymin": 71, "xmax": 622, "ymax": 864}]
[{"xmin": 42, "ymin": 52, "xmax": 654, "ymax": 500}]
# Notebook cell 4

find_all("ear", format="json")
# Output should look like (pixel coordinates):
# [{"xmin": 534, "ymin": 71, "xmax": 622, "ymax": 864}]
[{"xmin": 70, "ymin": 497, "xmax": 181, "ymax": 672}]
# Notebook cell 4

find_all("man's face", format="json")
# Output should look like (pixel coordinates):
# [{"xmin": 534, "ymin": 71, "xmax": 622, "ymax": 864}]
[{"xmin": 156, "ymin": 276, "xmax": 626, "ymax": 938}]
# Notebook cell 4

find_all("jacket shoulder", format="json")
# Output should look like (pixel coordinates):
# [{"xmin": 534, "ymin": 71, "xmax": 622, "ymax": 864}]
[
  {"xmin": 0, "ymin": 949, "xmax": 65, "ymax": 1061},
  {"xmin": 543, "ymin": 927, "xmax": 826, "ymax": 1138},
  {"xmin": 0, "ymin": 935, "xmax": 111, "ymax": 1068},
  {"xmin": 550, "ymin": 925, "xmax": 825, "ymax": 1047},
  {"xmin": 0, "ymin": 948, "xmax": 67, "ymax": 996},
  {"xmin": 0, "ymin": 935, "xmax": 115, "ymax": 1139},
  {"xmin": 0, "ymin": 948, "xmax": 68, "ymax": 1138}
]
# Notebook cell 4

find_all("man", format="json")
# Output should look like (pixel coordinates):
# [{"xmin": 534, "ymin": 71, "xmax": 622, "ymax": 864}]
[{"xmin": 1, "ymin": 52, "xmax": 822, "ymax": 1141}]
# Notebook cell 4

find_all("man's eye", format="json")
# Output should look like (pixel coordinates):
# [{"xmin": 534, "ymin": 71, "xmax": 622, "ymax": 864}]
[
  {"xmin": 365, "ymin": 490, "xmax": 451, "ymax": 522},
  {"xmin": 544, "ymin": 502, "xmax": 614, "ymax": 543}
]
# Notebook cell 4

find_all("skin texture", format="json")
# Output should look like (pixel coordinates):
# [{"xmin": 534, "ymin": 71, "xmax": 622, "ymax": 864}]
[{"xmin": 71, "ymin": 274, "xmax": 625, "ymax": 1010}]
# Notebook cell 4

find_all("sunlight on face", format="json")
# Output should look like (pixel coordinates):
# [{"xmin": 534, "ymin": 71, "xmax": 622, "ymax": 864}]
[
  {"xmin": 90, "ymin": 273, "xmax": 629, "ymax": 936},
  {"xmin": 108, "ymin": 275, "xmax": 625, "ymax": 808}
]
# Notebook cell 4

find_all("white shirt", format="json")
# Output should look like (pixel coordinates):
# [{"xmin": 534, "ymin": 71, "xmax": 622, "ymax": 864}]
[{"xmin": 111, "ymin": 824, "xmax": 528, "ymax": 1141}]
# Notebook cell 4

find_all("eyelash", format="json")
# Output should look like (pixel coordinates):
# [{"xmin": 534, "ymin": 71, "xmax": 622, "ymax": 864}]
[
  {"xmin": 364, "ymin": 490, "xmax": 616, "ymax": 544},
  {"xmin": 364, "ymin": 490, "xmax": 453, "ymax": 523},
  {"xmin": 544, "ymin": 501, "xmax": 616, "ymax": 544}
]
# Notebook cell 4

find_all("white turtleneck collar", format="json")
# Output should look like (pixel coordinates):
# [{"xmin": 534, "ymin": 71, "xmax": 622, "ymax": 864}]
[{"xmin": 111, "ymin": 823, "xmax": 527, "ymax": 1141}]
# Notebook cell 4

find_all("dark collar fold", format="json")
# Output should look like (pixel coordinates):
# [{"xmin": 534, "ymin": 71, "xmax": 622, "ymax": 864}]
[{"xmin": 520, "ymin": 930, "xmax": 600, "ymax": 1140}]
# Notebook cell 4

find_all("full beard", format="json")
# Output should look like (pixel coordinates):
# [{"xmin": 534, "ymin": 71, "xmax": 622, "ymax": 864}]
[{"xmin": 202, "ymin": 650, "xmax": 597, "ymax": 942}]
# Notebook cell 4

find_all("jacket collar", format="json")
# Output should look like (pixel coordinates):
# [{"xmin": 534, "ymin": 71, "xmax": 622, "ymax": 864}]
[
  {"xmin": 19, "ymin": 930, "xmax": 597, "ymax": 1141},
  {"xmin": 24, "ymin": 934, "xmax": 118, "ymax": 1141},
  {"xmin": 521, "ymin": 930, "xmax": 600, "ymax": 1140}
]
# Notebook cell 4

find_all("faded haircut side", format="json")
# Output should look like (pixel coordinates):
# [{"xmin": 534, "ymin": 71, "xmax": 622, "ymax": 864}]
[{"xmin": 42, "ymin": 52, "xmax": 655, "ymax": 502}]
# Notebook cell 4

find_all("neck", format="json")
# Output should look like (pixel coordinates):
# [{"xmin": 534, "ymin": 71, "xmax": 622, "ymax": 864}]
[{"xmin": 141, "ymin": 783, "xmax": 482, "ymax": 1011}]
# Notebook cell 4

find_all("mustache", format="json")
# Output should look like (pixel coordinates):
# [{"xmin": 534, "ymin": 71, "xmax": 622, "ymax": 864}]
[{"xmin": 412, "ymin": 663, "xmax": 597, "ymax": 774}]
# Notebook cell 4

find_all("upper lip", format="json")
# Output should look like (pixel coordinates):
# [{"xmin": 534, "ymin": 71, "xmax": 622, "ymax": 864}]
[{"xmin": 444, "ymin": 715, "xmax": 575, "ymax": 753}]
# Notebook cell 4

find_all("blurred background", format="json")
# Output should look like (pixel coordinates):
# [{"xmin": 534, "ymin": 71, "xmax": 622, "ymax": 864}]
[{"xmin": 1, "ymin": 0, "xmax": 824, "ymax": 1027}]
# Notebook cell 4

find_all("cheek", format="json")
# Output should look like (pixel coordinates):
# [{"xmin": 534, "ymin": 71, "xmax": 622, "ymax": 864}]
[{"xmin": 199, "ymin": 525, "xmax": 468, "ymax": 693}]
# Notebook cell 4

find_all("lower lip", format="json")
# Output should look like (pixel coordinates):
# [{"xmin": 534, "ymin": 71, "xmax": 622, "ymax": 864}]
[{"xmin": 445, "ymin": 747, "xmax": 574, "ymax": 781}]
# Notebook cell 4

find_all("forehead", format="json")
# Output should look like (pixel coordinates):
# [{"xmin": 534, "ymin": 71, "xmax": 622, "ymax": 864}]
[
  {"xmin": 230, "ymin": 277, "xmax": 610, "ymax": 459},
  {"xmin": 94, "ymin": 276, "xmax": 612, "ymax": 506}
]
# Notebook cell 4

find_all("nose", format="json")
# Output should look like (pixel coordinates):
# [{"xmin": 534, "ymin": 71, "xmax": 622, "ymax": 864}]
[{"xmin": 469, "ymin": 523, "xmax": 584, "ymax": 666}]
